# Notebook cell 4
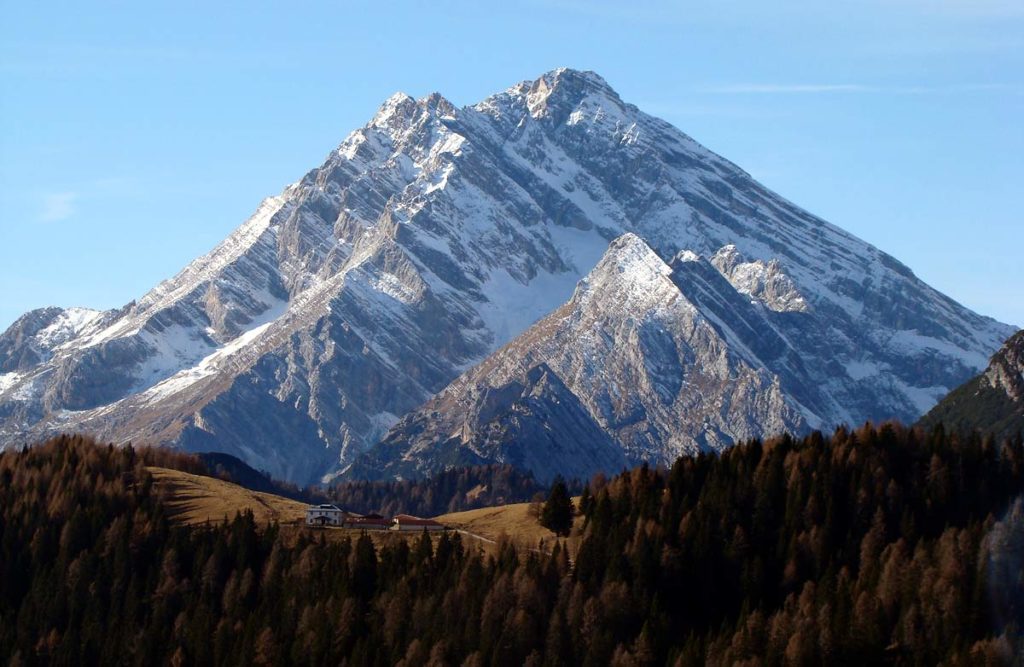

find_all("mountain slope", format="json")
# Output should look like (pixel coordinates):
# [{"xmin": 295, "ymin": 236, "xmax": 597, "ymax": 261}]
[
  {"xmin": 0, "ymin": 68, "xmax": 1014, "ymax": 484},
  {"xmin": 347, "ymin": 361, "xmax": 630, "ymax": 482},
  {"xmin": 347, "ymin": 234, "xmax": 813, "ymax": 481},
  {"xmin": 918, "ymin": 329, "xmax": 1024, "ymax": 439}
]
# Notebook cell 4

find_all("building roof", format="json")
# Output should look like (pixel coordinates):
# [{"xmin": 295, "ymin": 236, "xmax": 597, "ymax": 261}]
[{"xmin": 349, "ymin": 516, "xmax": 390, "ymax": 525}]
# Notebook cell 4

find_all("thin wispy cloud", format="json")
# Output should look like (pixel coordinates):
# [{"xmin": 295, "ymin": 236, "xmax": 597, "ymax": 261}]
[
  {"xmin": 39, "ymin": 192, "xmax": 78, "ymax": 223},
  {"xmin": 637, "ymin": 102, "xmax": 773, "ymax": 119},
  {"xmin": 700, "ymin": 83, "xmax": 1022, "ymax": 95},
  {"xmin": 703, "ymin": 84, "xmax": 871, "ymax": 94},
  {"xmin": 32, "ymin": 178, "xmax": 140, "ymax": 224}
]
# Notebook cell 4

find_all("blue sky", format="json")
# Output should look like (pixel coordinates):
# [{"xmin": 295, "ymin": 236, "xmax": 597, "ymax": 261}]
[{"xmin": 1, "ymin": 0, "xmax": 1021, "ymax": 331}]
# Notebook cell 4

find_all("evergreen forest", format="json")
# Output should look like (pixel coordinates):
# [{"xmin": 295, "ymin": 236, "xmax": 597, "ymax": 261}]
[{"xmin": 1, "ymin": 425, "xmax": 1022, "ymax": 665}]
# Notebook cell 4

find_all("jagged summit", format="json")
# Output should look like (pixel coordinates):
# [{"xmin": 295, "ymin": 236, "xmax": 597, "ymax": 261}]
[
  {"xmin": 370, "ymin": 68, "xmax": 616, "ymax": 131},
  {"xmin": 370, "ymin": 90, "xmax": 459, "ymax": 131},
  {"xmin": 0, "ymin": 69, "xmax": 1013, "ymax": 484}
]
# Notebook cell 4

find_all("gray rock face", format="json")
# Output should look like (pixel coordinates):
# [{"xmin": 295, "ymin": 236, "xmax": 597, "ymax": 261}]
[
  {"xmin": 0, "ymin": 68, "xmax": 1014, "ymax": 484},
  {"xmin": 347, "ymin": 362, "xmax": 629, "ymax": 483},
  {"xmin": 0, "ymin": 307, "xmax": 105, "ymax": 373}
]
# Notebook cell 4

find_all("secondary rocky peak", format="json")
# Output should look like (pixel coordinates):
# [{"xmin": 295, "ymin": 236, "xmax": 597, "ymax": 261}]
[
  {"xmin": 351, "ymin": 228, "xmax": 812, "ymax": 480},
  {"xmin": 710, "ymin": 245, "xmax": 808, "ymax": 313},
  {"xmin": 591, "ymin": 233, "xmax": 671, "ymax": 280},
  {"xmin": 710, "ymin": 245, "xmax": 742, "ymax": 275},
  {"xmin": 918, "ymin": 329, "xmax": 1024, "ymax": 440},
  {"xmin": 574, "ymin": 234, "xmax": 679, "ymax": 309}
]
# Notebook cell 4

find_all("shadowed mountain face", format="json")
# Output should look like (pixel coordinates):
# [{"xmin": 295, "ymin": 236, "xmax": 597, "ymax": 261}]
[
  {"xmin": 0, "ymin": 68, "xmax": 1014, "ymax": 484},
  {"xmin": 918, "ymin": 329, "xmax": 1024, "ymax": 440},
  {"xmin": 346, "ymin": 361, "xmax": 630, "ymax": 484}
]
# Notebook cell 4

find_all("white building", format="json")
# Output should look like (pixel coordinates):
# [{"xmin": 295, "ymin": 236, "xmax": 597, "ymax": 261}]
[{"xmin": 305, "ymin": 504, "xmax": 346, "ymax": 527}]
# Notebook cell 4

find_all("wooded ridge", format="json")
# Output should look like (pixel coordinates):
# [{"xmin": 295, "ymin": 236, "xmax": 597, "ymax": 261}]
[{"xmin": 1, "ymin": 426, "xmax": 1022, "ymax": 665}]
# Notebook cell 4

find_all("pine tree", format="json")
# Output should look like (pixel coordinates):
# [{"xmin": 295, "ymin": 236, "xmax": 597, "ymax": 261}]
[{"xmin": 540, "ymin": 477, "xmax": 574, "ymax": 537}]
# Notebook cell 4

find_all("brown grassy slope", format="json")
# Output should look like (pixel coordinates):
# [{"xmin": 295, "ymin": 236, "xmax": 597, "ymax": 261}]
[
  {"xmin": 150, "ymin": 466, "xmax": 452, "ymax": 550},
  {"xmin": 434, "ymin": 498, "xmax": 584, "ymax": 554},
  {"xmin": 148, "ymin": 466, "xmax": 307, "ymax": 526},
  {"xmin": 150, "ymin": 465, "xmax": 581, "ymax": 556}
]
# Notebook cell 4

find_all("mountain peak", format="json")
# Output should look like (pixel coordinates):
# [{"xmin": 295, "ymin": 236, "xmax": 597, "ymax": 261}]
[
  {"xmin": 572, "ymin": 233, "xmax": 682, "ymax": 314},
  {"xmin": 591, "ymin": 233, "xmax": 672, "ymax": 282},
  {"xmin": 541, "ymin": 67, "xmax": 613, "ymax": 90},
  {"xmin": 526, "ymin": 67, "xmax": 621, "ymax": 119}
]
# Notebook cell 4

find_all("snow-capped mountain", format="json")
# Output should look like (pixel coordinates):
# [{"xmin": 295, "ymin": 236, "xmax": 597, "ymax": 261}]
[{"xmin": 0, "ymin": 68, "xmax": 1013, "ymax": 484}]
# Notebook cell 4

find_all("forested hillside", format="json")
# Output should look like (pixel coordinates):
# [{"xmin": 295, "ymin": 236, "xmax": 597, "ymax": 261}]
[
  {"xmin": 918, "ymin": 329, "xmax": 1024, "ymax": 442},
  {"xmin": 573, "ymin": 423, "xmax": 1024, "ymax": 664},
  {"xmin": 2, "ymin": 427, "xmax": 1022, "ymax": 665}
]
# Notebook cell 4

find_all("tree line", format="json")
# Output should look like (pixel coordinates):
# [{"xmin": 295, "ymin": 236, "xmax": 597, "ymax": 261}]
[
  {"xmin": 1, "ymin": 425, "xmax": 1022, "ymax": 665},
  {"xmin": 323, "ymin": 465, "xmax": 547, "ymax": 517},
  {"xmin": 132, "ymin": 442, "xmax": 550, "ymax": 517}
]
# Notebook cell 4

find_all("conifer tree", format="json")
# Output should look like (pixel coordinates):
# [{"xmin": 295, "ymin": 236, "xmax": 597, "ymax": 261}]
[{"xmin": 540, "ymin": 477, "xmax": 574, "ymax": 537}]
